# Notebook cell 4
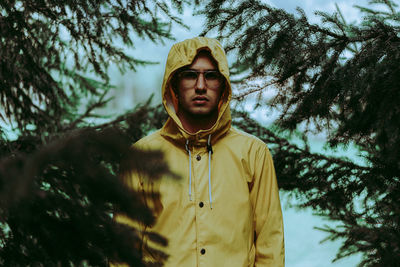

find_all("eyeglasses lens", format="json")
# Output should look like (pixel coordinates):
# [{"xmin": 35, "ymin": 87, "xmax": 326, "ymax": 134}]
[{"xmin": 179, "ymin": 70, "xmax": 221, "ymax": 88}]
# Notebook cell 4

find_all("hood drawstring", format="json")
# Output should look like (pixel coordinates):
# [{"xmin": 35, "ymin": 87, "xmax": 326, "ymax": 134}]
[
  {"xmin": 185, "ymin": 140, "xmax": 192, "ymax": 201},
  {"xmin": 207, "ymin": 134, "xmax": 213, "ymax": 209},
  {"xmin": 185, "ymin": 135, "xmax": 214, "ymax": 209}
]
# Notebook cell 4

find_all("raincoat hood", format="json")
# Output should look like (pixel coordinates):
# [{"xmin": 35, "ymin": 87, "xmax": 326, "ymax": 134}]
[{"xmin": 161, "ymin": 37, "xmax": 232, "ymax": 145}]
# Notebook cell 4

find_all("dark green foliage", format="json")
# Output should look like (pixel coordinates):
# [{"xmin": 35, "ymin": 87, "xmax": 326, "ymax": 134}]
[
  {"xmin": 231, "ymin": 110, "xmax": 399, "ymax": 266},
  {"xmin": 201, "ymin": 0, "xmax": 400, "ymax": 266},
  {"xmin": 0, "ymin": 100, "xmax": 171, "ymax": 266},
  {"xmin": 0, "ymin": 0, "xmax": 190, "ymax": 266},
  {"xmin": 0, "ymin": 110, "xmax": 170, "ymax": 266},
  {"xmin": 0, "ymin": 0, "xmax": 186, "ymax": 134}
]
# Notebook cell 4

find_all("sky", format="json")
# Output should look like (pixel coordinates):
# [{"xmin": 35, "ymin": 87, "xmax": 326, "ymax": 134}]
[{"xmin": 107, "ymin": 1, "xmax": 371, "ymax": 266}]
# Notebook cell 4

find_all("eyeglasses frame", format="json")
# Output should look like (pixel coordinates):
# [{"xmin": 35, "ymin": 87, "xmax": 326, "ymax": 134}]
[{"xmin": 177, "ymin": 69, "xmax": 223, "ymax": 89}]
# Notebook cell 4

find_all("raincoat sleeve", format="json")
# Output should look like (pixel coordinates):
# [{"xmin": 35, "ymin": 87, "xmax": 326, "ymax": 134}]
[
  {"xmin": 112, "ymin": 141, "xmax": 167, "ymax": 266},
  {"xmin": 251, "ymin": 145, "xmax": 285, "ymax": 266},
  {"xmin": 110, "ymin": 170, "xmax": 146, "ymax": 267},
  {"xmin": 113, "ymin": 168, "xmax": 145, "ymax": 228}
]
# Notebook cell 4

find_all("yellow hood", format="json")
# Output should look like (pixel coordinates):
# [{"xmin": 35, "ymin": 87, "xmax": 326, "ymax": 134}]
[{"xmin": 160, "ymin": 37, "xmax": 232, "ymax": 145}]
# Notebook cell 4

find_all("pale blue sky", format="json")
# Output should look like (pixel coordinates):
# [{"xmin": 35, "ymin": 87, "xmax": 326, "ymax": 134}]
[{"xmin": 107, "ymin": 1, "xmax": 371, "ymax": 266}]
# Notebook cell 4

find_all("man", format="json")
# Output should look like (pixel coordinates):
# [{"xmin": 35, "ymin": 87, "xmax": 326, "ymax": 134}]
[{"xmin": 118, "ymin": 37, "xmax": 284, "ymax": 266}]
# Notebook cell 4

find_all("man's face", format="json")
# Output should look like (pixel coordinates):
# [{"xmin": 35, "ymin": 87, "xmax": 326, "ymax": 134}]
[{"xmin": 176, "ymin": 53, "xmax": 223, "ymax": 119}]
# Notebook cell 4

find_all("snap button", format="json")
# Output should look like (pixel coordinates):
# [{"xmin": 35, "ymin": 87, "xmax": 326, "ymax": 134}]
[
  {"xmin": 200, "ymin": 248, "xmax": 206, "ymax": 255},
  {"xmin": 196, "ymin": 154, "xmax": 201, "ymax": 161},
  {"xmin": 199, "ymin": 202, "xmax": 204, "ymax": 208}
]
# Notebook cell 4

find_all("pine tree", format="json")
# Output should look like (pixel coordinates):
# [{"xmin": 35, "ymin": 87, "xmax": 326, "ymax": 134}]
[
  {"xmin": 201, "ymin": 0, "xmax": 400, "ymax": 265},
  {"xmin": 0, "ymin": 1, "xmax": 190, "ymax": 266}
]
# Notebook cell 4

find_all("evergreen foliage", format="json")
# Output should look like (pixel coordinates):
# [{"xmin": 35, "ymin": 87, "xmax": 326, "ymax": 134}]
[
  {"xmin": 0, "ymin": 0, "xmax": 189, "ymax": 266},
  {"xmin": 201, "ymin": 0, "xmax": 400, "ymax": 265}
]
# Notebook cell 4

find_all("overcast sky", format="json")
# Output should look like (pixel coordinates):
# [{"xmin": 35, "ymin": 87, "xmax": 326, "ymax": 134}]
[{"xmin": 109, "ymin": 1, "xmax": 371, "ymax": 266}]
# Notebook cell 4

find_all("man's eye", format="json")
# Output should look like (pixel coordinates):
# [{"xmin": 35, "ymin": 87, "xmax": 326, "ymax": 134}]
[
  {"xmin": 180, "ymin": 71, "xmax": 198, "ymax": 79},
  {"xmin": 204, "ymin": 71, "xmax": 220, "ymax": 80}
]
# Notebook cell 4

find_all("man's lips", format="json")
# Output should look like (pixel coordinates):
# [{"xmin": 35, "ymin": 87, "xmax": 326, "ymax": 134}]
[
  {"xmin": 193, "ymin": 96, "xmax": 208, "ymax": 101},
  {"xmin": 192, "ymin": 96, "xmax": 208, "ymax": 105}
]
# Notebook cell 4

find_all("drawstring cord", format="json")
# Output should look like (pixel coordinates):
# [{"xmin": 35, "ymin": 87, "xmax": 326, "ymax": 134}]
[
  {"xmin": 186, "ymin": 135, "xmax": 213, "ymax": 209},
  {"xmin": 185, "ymin": 140, "xmax": 192, "ymax": 201},
  {"xmin": 207, "ymin": 135, "xmax": 213, "ymax": 209}
]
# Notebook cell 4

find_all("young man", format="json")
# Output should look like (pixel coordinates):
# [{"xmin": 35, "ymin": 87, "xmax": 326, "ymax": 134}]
[{"xmin": 120, "ymin": 37, "xmax": 284, "ymax": 266}]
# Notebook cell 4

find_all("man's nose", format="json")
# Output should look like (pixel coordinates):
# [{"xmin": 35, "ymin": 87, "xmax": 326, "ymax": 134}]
[{"xmin": 195, "ymin": 73, "xmax": 206, "ymax": 91}]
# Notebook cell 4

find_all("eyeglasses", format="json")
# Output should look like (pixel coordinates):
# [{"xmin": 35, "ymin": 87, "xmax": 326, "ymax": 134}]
[{"xmin": 177, "ymin": 69, "xmax": 222, "ymax": 89}]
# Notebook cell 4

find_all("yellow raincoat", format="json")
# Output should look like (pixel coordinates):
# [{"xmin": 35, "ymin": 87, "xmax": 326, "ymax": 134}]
[{"xmin": 116, "ymin": 37, "xmax": 284, "ymax": 267}]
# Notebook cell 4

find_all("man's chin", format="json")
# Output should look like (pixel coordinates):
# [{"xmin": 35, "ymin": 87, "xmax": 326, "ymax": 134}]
[
  {"xmin": 178, "ymin": 105, "xmax": 219, "ymax": 120},
  {"xmin": 191, "ymin": 112, "xmax": 213, "ymax": 118},
  {"xmin": 189, "ymin": 109, "xmax": 217, "ymax": 119}
]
